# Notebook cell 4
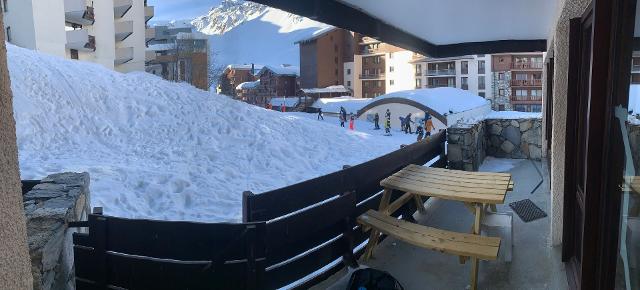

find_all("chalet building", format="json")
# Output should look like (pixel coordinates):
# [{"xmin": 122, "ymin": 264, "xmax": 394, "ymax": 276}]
[
  {"xmin": 146, "ymin": 29, "xmax": 210, "ymax": 90},
  {"xmin": 297, "ymin": 27, "xmax": 355, "ymax": 89},
  {"xmin": 490, "ymin": 53, "xmax": 544, "ymax": 112},
  {"xmin": 412, "ymin": 54, "xmax": 492, "ymax": 98},
  {"xmin": 236, "ymin": 65, "xmax": 299, "ymax": 107},
  {"xmin": 344, "ymin": 34, "xmax": 416, "ymax": 98},
  {"xmin": 219, "ymin": 64, "xmax": 261, "ymax": 98}
]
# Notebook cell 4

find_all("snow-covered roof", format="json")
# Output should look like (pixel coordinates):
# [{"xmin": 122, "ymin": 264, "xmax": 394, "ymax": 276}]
[
  {"xmin": 147, "ymin": 43, "xmax": 176, "ymax": 51},
  {"xmin": 226, "ymin": 64, "xmax": 264, "ymax": 71},
  {"xmin": 301, "ymin": 85, "xmax": 351, "ymax": 94},
  {"xmin": 269, "ymin": 97, "xmax": 299, "ymax": 107},
  {"xmin": 257, "ymin": 65, "xmax": 299, "ymax": 77},
  {"xmin": 312, "ymin": 96, "xmax": 371, "ymax": 114},
  {"xmin": 294, "ymin": 25, "xmax": 337, "ymax": 44},
  {"xmin": 370, "ymin": 88, "xmax": 490, "ymax": 116},
  {"xmin": 235, "ymin": 80, "xmax": 260, "ymax": 90},
  {"xmin": 176, "ymin": 31, "xmax": 208, "ymax": 40}
]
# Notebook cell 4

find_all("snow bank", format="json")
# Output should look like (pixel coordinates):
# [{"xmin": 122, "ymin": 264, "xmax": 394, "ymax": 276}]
[
  {"xmin": 485, "ymin": 111, "xmax": 542, "ymax": 119},
  {"xmin": 312, "ymin": 97, "xmax": 371, "ymax": 114},
  {"xmin": 371, "ymin": 87, "xmax": 490, "ymax": 116},
  {"xmin": 9, "ymin": 44, "xmax": 405, "ymax": 222}
]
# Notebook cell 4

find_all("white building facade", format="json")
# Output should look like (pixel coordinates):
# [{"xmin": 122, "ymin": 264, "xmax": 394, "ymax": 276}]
[
  {"xmin": 1, "ymin": 0, "xmax": 153, "ymax": 73},
  {"xmin": 412, "ymin": 55, "xmax": 492, "ymax": 98}
]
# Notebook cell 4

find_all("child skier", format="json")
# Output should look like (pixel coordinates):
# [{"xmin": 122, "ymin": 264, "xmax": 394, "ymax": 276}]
[
  {"xmin": 317, "ymin": 108, "xmax": 324, "ymax": 120},
  {"xmin": 424, "ymin": 114, "xmax": 434, "ymax": 139},
  {"xmin": 384, "ymin": 117, "xmax": 391, "ymax": 136},
  {"xmin": 349, "ymin": 114, "xmax": 355, "ymax": 130},
  {"xmin": 374, "ymin": 113, "xmax": 380, "ymax": 130},
  {"xmin": 416, "ymin": 118, "xmax": 425, "ymax": 141}
]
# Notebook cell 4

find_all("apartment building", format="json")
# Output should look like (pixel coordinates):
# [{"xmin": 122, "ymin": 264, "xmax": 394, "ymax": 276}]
[
  {"xmin": 297, "ymin": 27, "xmax": 355, "ymax": 90},
  {"xmin": 146, "ymin": 28, "xmax": 209, "ymax": 90},
  {"xmin": 2, "ymin": 0, "xmax": 153, "ymax": 73},
  {"xmin": 490, "ymin": 53, "xmax": 544, "ymax": 112},
  {"xmin": 411, "ymin": 55, "xmax": 492, "ymax": 98},
  {"xmin": 218, "ymin": 64, "xmax": 261, "ymax": 98},
  {"xmin": 344, "ymin": 34, "xmax": 415, "ymax": 98}
]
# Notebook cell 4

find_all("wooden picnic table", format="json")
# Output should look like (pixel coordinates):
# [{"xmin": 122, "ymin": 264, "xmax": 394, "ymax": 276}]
[{"xmin": 358, "ymin": 164, "xmax": 512, "ymax": 290}]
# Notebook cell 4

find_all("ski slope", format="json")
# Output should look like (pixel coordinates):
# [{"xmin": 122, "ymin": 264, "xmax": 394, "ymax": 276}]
[{"xmin": 9, "ymin": 44, "xmax": 409, "ymax": 222}]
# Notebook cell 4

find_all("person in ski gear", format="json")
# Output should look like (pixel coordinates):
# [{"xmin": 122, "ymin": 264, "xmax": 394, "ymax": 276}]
[
  {"xmin": 424, "ymin": 114, "xmax": 434, "ymax": 138},
  {"xmin": 404, "ymin": 113, "xmax": 414, "ymax": 134},
  {"xmin": 385, "ymin": 109, "xmax": 391, "ymax": 120},
  {"xmin": 317, "ymin": 108, "xmax": 324, "ymax": 120},
  {"xmin": 374, "ymin": 113, "xmax": 380, "ymax": 130},
  {"xmin": 416, "ymin": 120, "xmax": 424, "ymax": 141},
  {"xmin": 339, "ymin": 106, "xmax": 346, "ymax": 127},
  {"xmin": 399, "ymin": 116, "xmax": 405, "ymax": 133},
  {"xmin": 349, "ymin": 114, "xmax": 355, "ymax": 130},
  {"xmin": 384, "ymin": 117, "xmax": 391, "ymax": 135}
]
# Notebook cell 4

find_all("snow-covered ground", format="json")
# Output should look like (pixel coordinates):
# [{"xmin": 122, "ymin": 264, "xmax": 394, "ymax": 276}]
[{"xmin": 9, "ymin": 44, "xmax": 415, "ymax": 222}]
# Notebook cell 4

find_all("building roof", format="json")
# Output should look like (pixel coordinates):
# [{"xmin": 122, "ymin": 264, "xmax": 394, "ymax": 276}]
[
  {"xmin": 226, "ymin": 64, "xmax": 264, "ymax": 71},
  {"xmin": 368, "ymin": 88, "xmax": 489, "ymax": 116},
  {"xmin": 294, "ymin": 26, "xmax": 338, "ymax": 44},
  {"xmin": 301, "ymin": 85, "xmax": 351, "ymax": 94},
  {"xmin": 146, "ymin": 43, "xmax": 176, "ymax": 51},
  {"xmin": 257, "ymin": 65, "xmax": 300, "ymax": 77},
  {"xmin": 235, "ymin": 80, "xmax": 260, "ymax": 90}
]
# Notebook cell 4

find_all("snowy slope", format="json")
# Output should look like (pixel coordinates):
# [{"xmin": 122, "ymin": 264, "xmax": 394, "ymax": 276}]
[
  {"xmin": 193, "ymin": 0, "xmax": 331, "ymax": 69},
  {"xmin": 9, "ymin": 44, "xmax": 405, "ymax": 222}
]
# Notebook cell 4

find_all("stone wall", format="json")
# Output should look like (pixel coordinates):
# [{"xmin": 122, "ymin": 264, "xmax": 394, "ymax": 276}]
[
  {"xmin": 447, "ymin": 121, "xmax": 486, "ymax": 171},
  {"xmin": 485, "ymin": 118, "xmax": 542, "ymax": 159},
  {"xmin": 23, "ymin": 172, "xmax": 90, "ymax": 290},
  {"xmin": 447, "ymin": 117, "xmax": 542, "ymax": 171}
]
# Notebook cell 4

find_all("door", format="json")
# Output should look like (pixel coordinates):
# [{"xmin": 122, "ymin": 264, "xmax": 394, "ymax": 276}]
[{"xmin": 562, "ymin": 0, "xmax": 637, "ymax": 289}]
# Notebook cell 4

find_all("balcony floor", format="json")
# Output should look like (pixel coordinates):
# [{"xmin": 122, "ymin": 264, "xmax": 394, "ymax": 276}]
[{"xmin": 314, "ymin": 158, "xmax": 568, "ymax": 290}]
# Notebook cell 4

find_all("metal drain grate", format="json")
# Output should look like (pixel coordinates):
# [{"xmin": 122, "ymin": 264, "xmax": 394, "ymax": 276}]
[{"xmin": 509, "ymin": 199, "xmax": 547, "ymax": 222}]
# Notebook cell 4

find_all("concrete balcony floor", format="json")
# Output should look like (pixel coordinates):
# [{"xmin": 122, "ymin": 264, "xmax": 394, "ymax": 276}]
[{"xmin": 315, "ymin": 158, "xmax": 568, "ymax": 290}]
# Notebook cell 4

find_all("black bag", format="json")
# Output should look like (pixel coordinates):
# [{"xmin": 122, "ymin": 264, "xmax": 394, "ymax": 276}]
[{"xmin": 347, "ymin": 268, "xmax": 404, "ymax": 290}]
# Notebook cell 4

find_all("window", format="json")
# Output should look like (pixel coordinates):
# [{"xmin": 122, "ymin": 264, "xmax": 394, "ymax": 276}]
[
  {"xmin": 478, "ymin": 60, "xmax": 485, "ymax": 74},
  {"xmin": 5, "ymin": 26, "xmax": 10, "ymax": 43},
  {"xmin": 498, "ymin": 72, "xmax": 504, "ymax": 80},
  {"xmin": 461, "ymin": 77, "xmax": 468, "ymax": 90},
  {"xmin": 363, "ymin": 69, "xmax": 369, "ymax": 75},
  {"xmin": 415, "ymin": 78, "xmax": 422, "ymax": 88},
  {"xmin": 478, "ymin": 76, "xmax": 485, "ymax": 90},
  {"xmin": 498, "ymin": 104, "xmax": 505, "ymax": 111},
  {"xmin": 373, "ymin": 56, "xmax": 381, "ymax": 64},
  {"xmin": 389, "ymin": 66, "xmax": 394, "ymax": 72},
  {"xmin": 514, "ymin": 104, "xmax": 527, "ymax": 112},
  {"xmin": 461, "ymin": 61, "xmax": 468, "ymax": 74},
  {"xmin": 479, "ymin": 92, "xmax": 485, "ymax": 98},
  {"xmin": 390, "ymin": 79, "xmax": 394, "ymax": 85},
  {"xmin": 347, "ymin": 81, "xmax": 351, "ymax": 86},
  {"xmin": 415, "ymin": 64, "xmax": 422, "ymax": 75},
  {"xmin": 389, "ymin": 52, "xmax": 393, "ymax": 59},
  {"xmin": 70, "ymin": 49, "xmax": 79, "ymax": 60},
  {"xmin": 515, "ymin": 73, "xmax": 528, "ymax": 80},
  {"xmin": 377, "ymin": 80, "xmax": 383, "ymax": 87},
  {"xmin": 531, "ymin": 104, "xmax": 542, "ymax": 112},
  {"xmin": 364, "ymin": 81, "xmax": 370, "ymax": 88},
  {"xmin": 347, "ymin": 68, "xmax": 351, "ymax": 75},
  {"xmin": 499, "ymin": 89, "xmax": 505, "ymax": 96}
]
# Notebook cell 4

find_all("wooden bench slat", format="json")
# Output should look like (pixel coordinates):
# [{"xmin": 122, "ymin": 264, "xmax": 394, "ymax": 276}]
[
  {"xmin": 401, "ymin": 166, "xmax": 512, "ymax": 184},
  {"xmin": 382, "ymin": 176, "xmax": 506, "ymax": 204},
  {"xmin": 358, "ymin": 210, "xmax": 500, "ymax": 260},
  {"xmin": 384, "ymin": 175, "xmax": 506, "ymax": 196},
  {"xmin": 394, "ymin": 170, "xmax": 512, "ymax": 190},
  {"xmin": 393, "ymin": 168, "xmax": 511, "ymax": 186},
  {"xmin": 415, "ymin": 165, "xmax": 511, "ymax": 178},
  {"xmin": 387, "ymin": 173, "xmax": 509, "ymax": 194}
]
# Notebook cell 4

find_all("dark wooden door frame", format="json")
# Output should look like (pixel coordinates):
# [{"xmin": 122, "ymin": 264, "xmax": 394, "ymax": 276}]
[
  {"xmin": 545, "ymin": 55, "xmax": 554, "ymax": 161},
  {"xmin": 561, "ymin": 0, "xmax": 636, "ymax": 289}
]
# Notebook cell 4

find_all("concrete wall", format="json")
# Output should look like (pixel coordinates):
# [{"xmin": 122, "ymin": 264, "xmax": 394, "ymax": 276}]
[
  {"xmin": 0, "ymin": 13, "xmax": 34, "ymax": 289},
  {"xmin": 546, "ymin": 0, "xmax": 591, "ymax": 246},
  {"xmin": 83, "ymin": 0, "xmax": 116, "ymax": 70}
]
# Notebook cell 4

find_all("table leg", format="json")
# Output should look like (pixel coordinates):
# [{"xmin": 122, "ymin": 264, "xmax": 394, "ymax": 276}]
[
  {"xmin": 362, "ymin": 188, "xmax": 393, "ymax": 260},
  {"xmin": 470, "ymin": 203, "xmax": 482, "ymax": 290},
  {"xmin": 413, "ymin": 194, "xmax": 426, "ymax": 214}
]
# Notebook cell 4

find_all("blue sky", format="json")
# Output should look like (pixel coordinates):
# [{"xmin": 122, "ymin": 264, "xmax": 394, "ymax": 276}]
[{"xmin": 149, "ymin": 0, "xmax": 220, "ymax": 21}]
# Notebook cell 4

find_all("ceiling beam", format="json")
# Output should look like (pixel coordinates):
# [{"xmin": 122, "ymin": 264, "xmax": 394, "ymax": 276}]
[{"xmin": 249, "ymin": 0, "xmax": 546, "ymax": 57}]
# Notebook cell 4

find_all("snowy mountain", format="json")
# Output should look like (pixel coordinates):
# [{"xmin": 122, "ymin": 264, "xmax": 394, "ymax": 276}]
[
  {"xmin": 8, "ymin": 44, "xmax": 404, "ymax": 222},
  {"xmin": 191, "ymin": 0, "xmax": 332, "ymax": 78}
]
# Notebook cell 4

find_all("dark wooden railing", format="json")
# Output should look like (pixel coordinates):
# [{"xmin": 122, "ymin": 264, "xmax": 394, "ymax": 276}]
[{"xmin": 72, "ymin": 131, "xmax": 447, "ymax": 289}]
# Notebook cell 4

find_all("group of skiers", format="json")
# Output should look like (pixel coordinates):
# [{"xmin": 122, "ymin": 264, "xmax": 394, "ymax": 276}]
[{"xmin": 337, "ymin": 106, "xmax": 356, "ymax": 130}]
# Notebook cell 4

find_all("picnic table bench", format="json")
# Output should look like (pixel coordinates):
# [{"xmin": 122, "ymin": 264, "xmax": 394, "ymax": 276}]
[{"xmin": 357, "ymin": 164, "xmax": 513, "ymax": 290}]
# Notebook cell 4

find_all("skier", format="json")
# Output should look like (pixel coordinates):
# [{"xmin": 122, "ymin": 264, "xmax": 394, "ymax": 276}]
[
  {"xmin": 339, "ymin": 106, "xmax": 346, "ymax": 127},
  {"xmin": 416, "ymin": 121, "xmax": 424, "ymax": 141},
  {"xmin": 424, "ymin": 114, "xmax": 434, "ymax": 138},
  {"xmin": 404, "ymin": 113, "xmax": 414, "ymax": 134},
  {"xmin": 317, "ymin": 108, "xmax": 324, "ymax": 120},
  {"xmin": 384, "ymin": 117, "xmax": 391, "ymax": 136},
  {"xmin": 399, "ymin": 116, "xmax": 405, "ymax": 133},
  {"xmin": 349, "ymin": 114, "xmax": 355, "ymax": 130},
  {"xmin": 373, "ymin": 113, "xmax": 380, "ymax": 130}
]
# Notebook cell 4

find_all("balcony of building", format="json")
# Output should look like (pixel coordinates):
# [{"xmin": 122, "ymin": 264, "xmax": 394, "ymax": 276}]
[
  {"xmin": 65, "ymin": 29, "xmax": 96, "ymax": 52},
  {"xmin": 114, "ymin": 47, "xmax": 134, "ymax": 66},
  {"xmin": 511, "ymin": 62, "xmax": 544, "ymax": 70},
  {"xmin": 64, "ymin": 0, "xmax": 95, "ymax": 26},
  {"xmin": 145, "ymin": 27, "xmax": 155, "ymax": 44},
  {"xmin": 511, "ymin": 79, "xmax": 542, "ymax": 87},
  {"xmin": 145, "ymin": 50, "xmax": 156, "ymax": 63},
  {"xmin": 113, "ymin": 0, "xmax": 133, "ymax": 19},
  {"xmin": 115, "ymin": 21, "xmax": 134, "ymax": 42},
  {"xmin": 144, "ymin": 5, "xmax": 154, "ymax": 23},
  {"xmin": 511, "ymin": 95, "xmax": 543, "ymax": 104},
  {"xmin": 359, "ymin": 73, "xmax": 385, "ymax": 80}
]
